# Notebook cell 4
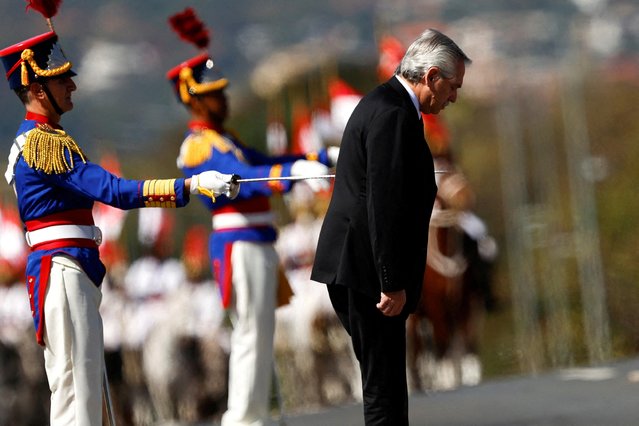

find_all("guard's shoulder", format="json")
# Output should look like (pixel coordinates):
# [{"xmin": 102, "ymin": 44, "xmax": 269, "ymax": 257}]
[
  {"xmin": 178, "ymin": 128, "xmax": 231, "ymax": 168},
  {"xmin": 22, "ymin": 125, "xmax": 87, "ymax": 174}
]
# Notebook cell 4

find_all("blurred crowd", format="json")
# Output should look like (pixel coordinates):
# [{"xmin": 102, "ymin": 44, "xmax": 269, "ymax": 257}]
[{"xmin": 0, "ymin": 181, "xmax": 361, "ymax": 426}]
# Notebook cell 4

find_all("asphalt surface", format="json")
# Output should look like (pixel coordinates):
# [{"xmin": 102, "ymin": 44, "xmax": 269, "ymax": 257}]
[{"xmin": 282, "ymin": 357, "xmax": 639, "ymax": 426}]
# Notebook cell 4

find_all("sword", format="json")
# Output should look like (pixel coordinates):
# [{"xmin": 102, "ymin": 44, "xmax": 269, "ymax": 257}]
[
  {"xmin": 103, "ymin": 361, "xmax": 116, "ymax": 426},
  {"xmin": 232, "ymin": 174, "xmax": 335, "ymax": 183},
  {"xmin": 231, "ymin": 170, "xmax": 448, "ymax": 184}
]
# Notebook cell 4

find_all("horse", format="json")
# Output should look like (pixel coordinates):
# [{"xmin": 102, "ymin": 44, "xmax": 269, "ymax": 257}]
[{"xmin": 406, "ymin": 159, "xmax": 497, "ymax": 392}]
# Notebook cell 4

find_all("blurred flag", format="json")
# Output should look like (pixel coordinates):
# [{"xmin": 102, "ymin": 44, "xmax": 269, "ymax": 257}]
[
  {"xmin": 378, "ymin": 34, "xmax": 405, "ymax": 81},
  {"xmin": 0, "ymin": 202, "xmax": 27, "ymax": 279},
  {"xmin": 137, "ymin": 208, "xmax": 175, "ymax": 251},
  {"xmin": 292, "ymin": 105, "xmax": 322, "ymax": 154},
  {"xmin": 329, "ymin": 78, "xmax": 362, "ymax": 136},
  {"xmin": 423, "ymin": 113, "xmax": 451, "ymax": 157},
  {"xmin": 266, "ymin": 120, "xmax": 288, "ymax": 155}
]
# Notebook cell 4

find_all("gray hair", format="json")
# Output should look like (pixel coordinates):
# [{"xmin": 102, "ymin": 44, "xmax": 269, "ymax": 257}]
[{"xmin": 395, "ymin": 29, "xmax": 471, "ymax": 84}]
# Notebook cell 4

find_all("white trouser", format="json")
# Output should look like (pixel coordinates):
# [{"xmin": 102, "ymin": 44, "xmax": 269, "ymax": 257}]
[
  {"xmin": 221, "ymin": 241, "xmax": 278, "ymax": 426},
  {"xmin": 43, "ymin": 255, "xmax": 104, "ymax": 426}
]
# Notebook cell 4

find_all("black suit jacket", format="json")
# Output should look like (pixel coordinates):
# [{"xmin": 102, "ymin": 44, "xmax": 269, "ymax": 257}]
[{"xmin": 311, "ymin": 76, "xmax": 438, "ymax": 313}]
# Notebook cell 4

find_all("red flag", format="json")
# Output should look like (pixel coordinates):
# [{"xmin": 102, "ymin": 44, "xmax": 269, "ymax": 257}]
[
  {"xmin": 423, "ymin": 113, "xmax": 451, "ymax": 157},
  {"xmin": 378, "ymin": 35, "xmax": 405, "ymax": 81}
]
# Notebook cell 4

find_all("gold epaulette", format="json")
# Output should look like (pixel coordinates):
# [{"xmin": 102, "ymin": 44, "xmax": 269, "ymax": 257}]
[
  {"xmin": 143, "ymin": 179, "xmax": 177, "ymax": 208},
  {"xmin": 22, "ymin": 125, "xmax": 87, "ymax": 174},
  {"xmin": 179, "ymin": 129, "xmax": 245, "ymax": 167}
]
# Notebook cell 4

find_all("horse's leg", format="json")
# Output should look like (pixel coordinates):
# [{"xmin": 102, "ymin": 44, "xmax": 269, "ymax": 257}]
[
  {"xmin": 424, "ymin": 270, "xmax": 463, "ymax": 390},
  {"xmin": 406, "ymin": 314, "xmax": 423, "ymax": 392},
  {"xmin": 424, "ymin": 270, "xmax": 453, "ymax": 360},
  {"xmin": 457, "ymin": 270, "xmax": 483, "ymax": 386}
]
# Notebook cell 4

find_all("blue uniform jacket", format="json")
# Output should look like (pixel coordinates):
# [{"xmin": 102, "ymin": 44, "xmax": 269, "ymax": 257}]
[
  {"xmin": 177, "ymin": 121, "xmax": 331, "ymax": 306},
  {"xmin": 8, "ymin": 113, "xmax": 189, "ymax": 344}
]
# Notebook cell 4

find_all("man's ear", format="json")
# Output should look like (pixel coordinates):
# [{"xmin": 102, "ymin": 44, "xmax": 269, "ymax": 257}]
[
  {"xmin": 29, "ymin": 83, "xmax": 46, "ymax": 100},
  {"xmin": 424, "ymin": 67, "xmax": 441, "ymax": 85},
  {"xmin": 426, "ymin": 67, "xmax": 440, "ymax": 84}
]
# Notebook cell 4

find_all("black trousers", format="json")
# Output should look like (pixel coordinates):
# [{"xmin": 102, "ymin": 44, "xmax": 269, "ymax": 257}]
[{"xmin": 328, "ymin": 284, "xmax": 409, "ymax": 426}]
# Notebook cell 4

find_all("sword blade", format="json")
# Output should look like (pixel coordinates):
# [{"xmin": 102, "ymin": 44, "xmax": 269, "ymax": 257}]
[
  {"xmin": 234, "ymin": 170, "xmax": 448, "ymax": 184},
  {"xmin": 235, "ymin": 175, "xmax": 335, "ymax": 183}
]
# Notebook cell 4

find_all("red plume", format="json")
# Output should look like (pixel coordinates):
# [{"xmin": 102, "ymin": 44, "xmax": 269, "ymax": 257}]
[
  {"xmin": 25, "ymin": 0, "xmax": 62, "ymax": 19},
  {"xmin": 168, "ymin": 7, "xmax": 210, "ymax": 49}
]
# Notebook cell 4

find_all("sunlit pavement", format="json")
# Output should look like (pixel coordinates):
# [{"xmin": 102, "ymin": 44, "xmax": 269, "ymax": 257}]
[{"xmin": 281, "ymin": 356, "xmax": 639, "ymax": 426}]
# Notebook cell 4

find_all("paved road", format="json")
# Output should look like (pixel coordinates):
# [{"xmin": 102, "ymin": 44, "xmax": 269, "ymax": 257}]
[{"xmin": 282, "ymin": 357, "xmax": 639, "ymax": 426}]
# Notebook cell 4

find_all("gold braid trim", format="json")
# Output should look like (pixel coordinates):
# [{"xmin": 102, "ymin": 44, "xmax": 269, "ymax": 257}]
[
  {"xmin": 143, "ymin": 179, "xmax": 177, "ymax": 208},
  {"xmin": 179, "ymin": 129, "xmax": 246, "ymax": 168},
  {"xmin": 178, "ymin": 67, "xmax": 228, "ymax": 104},
  {"xmin": 21, "ymin": 49, "xmax": 73, "ymax": 86},
  {"xmin": 180, "ymin": 132, "xmax": 215, "ymax": 168},
  {"xmin": 22, "ymin": 125, "xmax": 87, "ymax": 174}
]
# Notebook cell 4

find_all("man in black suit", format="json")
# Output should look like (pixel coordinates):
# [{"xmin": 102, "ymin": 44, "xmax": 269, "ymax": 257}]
[{"xmin": 311, "ymin": 29, "xmax": 471, "ymax": 425}]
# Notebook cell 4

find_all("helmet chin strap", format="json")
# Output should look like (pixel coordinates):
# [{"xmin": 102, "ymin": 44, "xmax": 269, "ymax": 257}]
[{"xmin": 40, "ymin": 81, "xmax": 65, "ymax": 116}]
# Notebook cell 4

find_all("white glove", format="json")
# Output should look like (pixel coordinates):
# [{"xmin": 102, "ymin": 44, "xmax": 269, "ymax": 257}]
[
  {"xmin": 327, "ymin": 146, "xmax": 340, "ymax": 167},
  {"xmin": 291, "ymin": 160, "xmax": 330, "ymax": 192},
  {"xmin": 190, "ymin": 171, "xmax": 240, "ymax": 200}
]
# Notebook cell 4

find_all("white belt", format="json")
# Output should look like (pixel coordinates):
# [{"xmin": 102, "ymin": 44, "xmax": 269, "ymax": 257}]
[
  {"xmin": 212, "ymin": 211, "xmax": 275, "ymax": 231},
  {"xmin": 25, "ymin": 224, "xmax": 103, "ymax": 247}
]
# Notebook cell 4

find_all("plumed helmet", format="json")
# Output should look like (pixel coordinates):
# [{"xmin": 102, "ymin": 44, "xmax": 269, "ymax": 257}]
[
  {"xmin": 166, "ymin": 53, "xmax": 228, "ymax": 104},
  {"xmin": 0, "ymin": 31, "xmax": 75, "ymax": 91},
  {"xmin": 1, "ymin": 1, "xmax": 76, "ymax": 91},
  {"xmin": 166, "ymin": 7, "xmax": 228, "ymax": 104}
]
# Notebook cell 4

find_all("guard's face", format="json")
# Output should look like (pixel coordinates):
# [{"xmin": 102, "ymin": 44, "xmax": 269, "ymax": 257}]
[
  {"xmin": 43, "ymin": 76, "xmax": 77, "ymax": 113},
  {"xmin": 199, "ymin": 89, "xmax": 228, "ymax": 124},
  {"xmin": 424, "ymin": 60, "xmax": 465, "ymax": 115}
]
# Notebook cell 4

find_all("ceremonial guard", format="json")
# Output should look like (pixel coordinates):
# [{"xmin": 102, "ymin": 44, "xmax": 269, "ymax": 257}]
[
  {"xmin": 0, "ymin": 2, "xmax": 238, "ymax": 425},
  {"xmin": 167, "ymin": 8, "xmax": 338, "ymax": 425}
]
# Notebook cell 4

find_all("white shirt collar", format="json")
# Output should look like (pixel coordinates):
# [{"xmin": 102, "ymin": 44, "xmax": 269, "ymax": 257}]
[{"xmin": 395, "ymin": 75, "xmax": 421, "ymax": 120}]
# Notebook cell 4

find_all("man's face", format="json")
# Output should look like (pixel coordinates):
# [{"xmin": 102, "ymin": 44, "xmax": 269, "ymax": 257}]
[
  {"xmin": 422, "ymin": 59, "xmax": 466, "ymax": 115},
  {"xmin": 43, "ymin": 76, "xmax": 77, "ymax": 113}
]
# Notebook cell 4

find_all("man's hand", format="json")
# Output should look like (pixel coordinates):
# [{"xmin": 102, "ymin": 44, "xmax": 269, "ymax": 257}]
[
  {"xmin": 376, "ymin": 290, "xmax": 406, "ymax": 317},
  {"xmin": 190, "ymin": 171, "xmax": 240, "ymax": 200}
]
